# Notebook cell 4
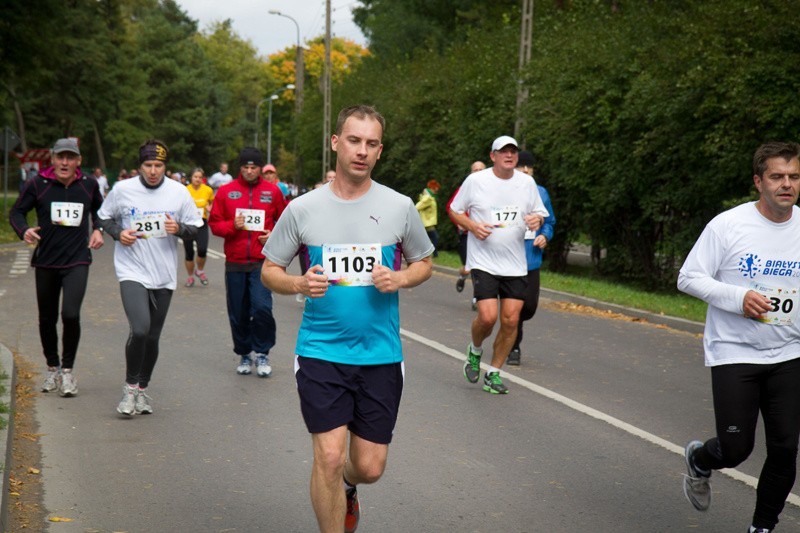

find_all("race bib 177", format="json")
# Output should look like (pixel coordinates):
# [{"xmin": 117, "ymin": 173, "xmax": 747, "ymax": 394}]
[{"xmin": 490, "ymin": 205, "xmax": 522, "ymax": 228}]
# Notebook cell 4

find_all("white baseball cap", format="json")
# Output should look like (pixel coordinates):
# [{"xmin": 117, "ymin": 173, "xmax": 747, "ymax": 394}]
[{"xmin": 491, "ymin": 135, "xmax": 518, "ymax": 152}]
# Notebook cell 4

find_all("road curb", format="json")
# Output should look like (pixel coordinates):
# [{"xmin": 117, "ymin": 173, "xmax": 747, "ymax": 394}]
[
  {"xmin": 0, "ymin": 344, "xmax": 16, "ymax": 533},
  {"xmin": 432, "ymin": 264, "xmax": 705, "ymax": 335}
]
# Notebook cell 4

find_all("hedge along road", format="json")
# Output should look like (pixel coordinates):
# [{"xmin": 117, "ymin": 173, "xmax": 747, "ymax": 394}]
[{"xmin": 0, "ymin": 237, "xmax": 798, "ymax": 532}]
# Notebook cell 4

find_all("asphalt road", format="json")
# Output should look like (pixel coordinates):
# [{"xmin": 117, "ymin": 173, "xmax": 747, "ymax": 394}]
[{"xmin": 0, "ymin": 236, "xmax": 798, "ymax": 532}]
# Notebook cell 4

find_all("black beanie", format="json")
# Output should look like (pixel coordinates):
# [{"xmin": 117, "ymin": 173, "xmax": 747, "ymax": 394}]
[
  {"xmin": 238, "ymin": 147, "xmax": 265, "ymax": 167},
  {"xmin": 517, "ymin": 150, "xmax": 536, "ymax": 168}
]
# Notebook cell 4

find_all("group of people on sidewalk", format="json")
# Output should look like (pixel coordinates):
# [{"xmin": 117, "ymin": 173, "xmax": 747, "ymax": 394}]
[{"xmin": 9, "ymin": 116, "xmax": 800, "ymax": 531}]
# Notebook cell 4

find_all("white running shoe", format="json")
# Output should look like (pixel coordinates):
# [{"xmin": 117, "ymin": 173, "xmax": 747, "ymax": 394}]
[
  {"xmin": 117, "ymin": 385, "xmax": 138, "ymax": 416},
  {"xmin": 255, "ymin": 354, "xmax": 272, "ymax": 378},
  {"xmin": 41, "ymin": 367, "xmax": 60, "ymax": 392},
  {"xmin": 237, "ymin": 355, "xmax": 253, "ymax": 375},
  {"xmin": 59, "ymin": 370, "xmax": 78, "ymax": 397},
  {"xmin": 683, "ymin": 440, "xmax": 712, "ymax": 511},
  {"xmin": 134, "ymin": 388, "xmax": 153, "ymax": 414}
]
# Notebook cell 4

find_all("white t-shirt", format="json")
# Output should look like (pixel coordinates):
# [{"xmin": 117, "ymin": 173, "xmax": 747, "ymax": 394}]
[
  {"xmin": 678, "ymin": 202, "xmax": 800, "ymax": 366},
  {"xmin": 208, "ymin": 171, "xmax": 233, "ymax": 190},
  {"xmin": 98, "ymin": 177, "xmax": 203, "ymax": 289},
  {"xmin": 450, "ymin": 167, "xmax": 549, "ymax": 276},
  {"xmin": 96, "ymin": 175, "xmax": 109, "ymax": 198}
]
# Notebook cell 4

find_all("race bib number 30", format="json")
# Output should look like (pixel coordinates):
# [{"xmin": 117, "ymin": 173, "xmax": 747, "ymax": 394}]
[
  {"xmin": 491, "ymin": 205, "xmax": 521, "ymax": 228},
  {"xmin": 131, "ymin": 213, "xmax": 167, "ymax": 239},
  {"xmin": 323, "ymin": 243, "xmax": 382, "ymax": 287},
  {"xmin": 51, "ymin": 202, "xmax": 84, "ymax": 227},
  {"xmin": 751, "ymin": 282, "xmax": 799, "ymax": 326},
  {"xmin": 236, "ymin": 208, "xmax": 266, "ymax": 231}
]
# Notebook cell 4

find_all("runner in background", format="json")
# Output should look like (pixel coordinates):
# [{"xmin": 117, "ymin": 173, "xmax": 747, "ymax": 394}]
[
  {"xmin": 9, "ymin": 138, "xmax": 104, "ymax": 397},
  {"xmin": 98, "ymin": 139, "xmax": 203, "ymax": 416},
  {"xmin": 449, "ymin": 136, "xmax": 549, "ymax": 394},
  {"xmin": 209, "ymin": 148, "xmax": 286, "ymax": 378},
  {"xmin": 183, "ymin": 167, "xmax": 214, "ymax": 287}
]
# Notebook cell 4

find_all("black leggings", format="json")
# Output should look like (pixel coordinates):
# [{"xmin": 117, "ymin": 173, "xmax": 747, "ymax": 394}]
[
  {"xmin": 513, "ymin": 269, "xmax": 540, "ymax": 351},
  {"xmin": 694, "ymin": 359, "xmax": 800, "ymax": 530},
  {"xmin": 119, "ymin": 281, "xmax": 173, "ymax": 389},
  {"xmin": 183, "ymin": 221, "xmax": 209, "ymax": 261},
  {"xmin": 35, "ymin": 266, "xmax": 89, "ymax": 369},
  {"xmin": 457, "ymin": 233, "xmax": 468, "ymax": 266}
]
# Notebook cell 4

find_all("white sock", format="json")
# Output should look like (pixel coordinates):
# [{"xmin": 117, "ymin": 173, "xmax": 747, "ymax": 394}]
[
  {"xmin": 487, "ymin": 366, "xmax": 500, "ymax": 374},
  {"xmin": 470, "ymin": 343, "xmax": 483, "ymax": 355}
]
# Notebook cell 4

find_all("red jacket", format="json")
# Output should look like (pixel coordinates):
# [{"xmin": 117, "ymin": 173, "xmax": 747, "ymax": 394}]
[{"xmin": 208, "ymin": 175, "xmax": 286, "ymax": 263}]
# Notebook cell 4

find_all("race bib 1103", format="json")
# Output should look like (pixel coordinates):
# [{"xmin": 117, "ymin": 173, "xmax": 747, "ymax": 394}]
[{"xmin": 322, "ymin": 243, "xmax": 382, "ymax": 287}]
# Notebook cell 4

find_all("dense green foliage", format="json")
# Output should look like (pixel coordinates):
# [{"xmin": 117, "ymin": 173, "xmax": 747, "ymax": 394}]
[
  {"xmin": 3, "ymin": 0, "xmax": 799, "ymax": 288},
  {"xmin": 340, "ymin": 0, "xmax": 800, "ymax": 287}
]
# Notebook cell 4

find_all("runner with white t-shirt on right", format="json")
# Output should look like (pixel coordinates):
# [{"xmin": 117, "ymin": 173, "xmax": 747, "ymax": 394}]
[
  {"xmin": 98, "ymin": 139, "xmax": 203, "ymax": 416},
  {"xmin": 678, "ymin": 141, "xmax": 800, "ymax": 533},
  {"xmin": 448, "ymin": 135, "xmax": 549, "ymax": 394}
]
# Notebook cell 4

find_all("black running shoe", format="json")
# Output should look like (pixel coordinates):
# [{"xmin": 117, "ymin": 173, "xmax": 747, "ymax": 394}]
[
  {"xmin": 507, "ymin": 348, "xmax": 521, "ymax": 366},
  {"xmin": 456, "ymin": 276, "xmax": 465, "ymax": 292}
]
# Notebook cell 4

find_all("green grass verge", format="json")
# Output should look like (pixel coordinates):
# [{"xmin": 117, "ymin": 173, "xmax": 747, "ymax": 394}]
[
  {"xmin": 1, "ymin": 191, "xmax": 29, "ymax": 244},
  {"xmin": 433, "ymin": 250, "xmax": 707, "ymax": 323}
]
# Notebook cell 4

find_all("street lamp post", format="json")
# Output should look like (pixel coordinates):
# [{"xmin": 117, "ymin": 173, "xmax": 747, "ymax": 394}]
[
  {"xmin": 268, "ymin": 10, "xmax": 304, "ymax": 114},
  {"xmin": 267, "ymin": 95, "xmax": 278, "ymax": 164},
  {"xmin": 254, "ymin": 84, "xmax": 294, "ymax": 158}
]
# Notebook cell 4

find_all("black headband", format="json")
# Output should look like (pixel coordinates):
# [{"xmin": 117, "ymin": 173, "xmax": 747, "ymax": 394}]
[{"xmin": 139, "ymin": 141, "xmax": 168, "ymax": 164}]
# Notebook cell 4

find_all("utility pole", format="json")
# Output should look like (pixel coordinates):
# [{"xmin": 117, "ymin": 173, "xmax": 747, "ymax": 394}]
[
  {"xmin": 321, "ymin": 0, "xmax": 332, "ymax": 182},
  {"xmin": 514, "ymin": 0, "xmax": 534, "ymax": 145}
]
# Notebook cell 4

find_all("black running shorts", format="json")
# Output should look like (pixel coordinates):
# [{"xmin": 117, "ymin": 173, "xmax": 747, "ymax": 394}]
[
  {"xmin": 471, "ymin": 268, "xmax": 527, "ymax": 301},
  {"xmin": 295, "ymin": 356, "xmax": 404, "ymax": 444}
]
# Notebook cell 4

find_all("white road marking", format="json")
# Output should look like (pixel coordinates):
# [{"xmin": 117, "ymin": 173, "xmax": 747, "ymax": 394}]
[{"xmin": 400, "ymin": 327, "xmax": 800, "ymax": 507}]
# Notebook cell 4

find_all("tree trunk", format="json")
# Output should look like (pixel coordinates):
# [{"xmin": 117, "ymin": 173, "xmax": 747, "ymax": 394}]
[
  {"xmin": 91, "ymin": 118, "xmax": 106, "ymax": 169},
  {"xmin": 2, "ymin": 81, "xmax": 28, "ymax": 152}
]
